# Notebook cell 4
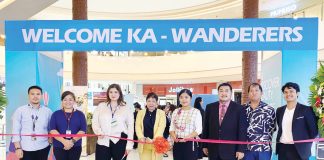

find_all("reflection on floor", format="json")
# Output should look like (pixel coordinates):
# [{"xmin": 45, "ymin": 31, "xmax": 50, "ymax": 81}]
[{"xmin": 0, "ymin": 145, "xmax": 209, "ymax": 160}]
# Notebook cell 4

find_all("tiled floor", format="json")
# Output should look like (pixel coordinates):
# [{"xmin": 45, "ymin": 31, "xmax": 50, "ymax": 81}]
[
  {"xmin": 1, "ymin": 145, "xmax": 209, "ymax": 160},
  {"xmin": 80, "ymin": 150, "xmax": 175, "ymax": 160}
]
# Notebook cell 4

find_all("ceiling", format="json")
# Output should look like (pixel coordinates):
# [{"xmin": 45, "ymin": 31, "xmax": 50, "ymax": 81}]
[{"xmin": 1, "ymin": 0, "xmax": 319, "ymax": 35}]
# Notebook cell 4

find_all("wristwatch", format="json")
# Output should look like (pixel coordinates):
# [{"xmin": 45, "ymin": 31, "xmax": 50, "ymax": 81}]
[{"xmin": 15, "ymin": 147, "xmax": 21, "ymax": 150}]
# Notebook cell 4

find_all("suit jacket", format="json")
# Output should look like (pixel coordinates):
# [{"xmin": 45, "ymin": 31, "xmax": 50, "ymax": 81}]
[
  {"xmin": 135, "ymin": 109, "xmax": 166, "ymax": 155},
  {"xmin": 276, "ymin": 103, "xmax": 318, "ymax": 159},
  {"xmin": 203, "ymin": 101, "xmax": 248, "ymax": 159}
]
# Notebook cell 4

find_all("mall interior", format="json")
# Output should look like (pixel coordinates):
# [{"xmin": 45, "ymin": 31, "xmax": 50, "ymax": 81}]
[{"xmin": 0, "ymin": 0, "xmax": 324, "ymax": 160}]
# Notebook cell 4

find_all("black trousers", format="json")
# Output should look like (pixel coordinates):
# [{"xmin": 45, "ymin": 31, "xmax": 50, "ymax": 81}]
[
  {"xmin": 173, "ymin": 141, "xmax": 198, "ymax": 160},
  {"xmin": 95, "ymin": 133, "xmax": 128, "ymax": 160},
  {"xmin": 53, "ymin": 146, "xmax": 82, "ymax": 160},
  {"xmin": 278, "ymin": 144, "xmax": 306, "ymax": 160},
  {"xmin": 21, "ymin": 145, "xmax": 51, "ymax": 160},
  {"xmin": 209, "ymin": 156, "xmax": 236, "ymax": 160}
]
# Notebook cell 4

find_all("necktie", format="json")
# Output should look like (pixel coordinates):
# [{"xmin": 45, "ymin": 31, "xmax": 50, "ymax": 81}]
[{"xmin": 219, "ymin": 104, "xmax": 226, "ymax": 125}]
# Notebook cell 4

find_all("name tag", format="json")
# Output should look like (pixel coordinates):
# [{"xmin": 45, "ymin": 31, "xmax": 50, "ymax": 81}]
[
  {"xmin": 31, "ymin": 136, "xmax": 37, "ymax": 141},
  {"xmin": 66, "ymin": 130, "xmax": 72, "ymax": 139},
  {"xmin": 111, "ymin": 118, "xmax": 118, "ymax": 127}
]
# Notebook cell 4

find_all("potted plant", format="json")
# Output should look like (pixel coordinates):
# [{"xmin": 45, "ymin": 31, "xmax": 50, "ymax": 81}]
[{"xmin": 309, "ymin": 63, "xmax": 324, "ymax": 159}]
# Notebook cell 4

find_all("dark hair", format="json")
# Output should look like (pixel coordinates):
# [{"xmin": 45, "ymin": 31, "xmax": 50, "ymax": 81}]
[
  {"xmin": 281, "ymin": 82, "xmax": 300, "ymax": 93},
  {"xmin": 133, "ymin": 102, "xmax": 141, "ymax": 109},
  {"xmin": 248, "ymin": 83, "xmax": 263, "ymax": 93},
  {"xmin": 179, "ymin": 89, "xmax": 193, "ymax": 98},
  {"xmin": 159, "ymin": 105, "xmax": 166, "ymax": 110},
  {"xmin": 28, "ymin": 85, "xmax": 43, "ymax": 94},
  {"xmin": 217, "ymin": 83, "xmax": 232, "ymax": 92},
  {"xmin": 146, "ymin": 92, "xmax": 158, "ymax": 101},
  {"xmin": 194, "ymin": 97, "xmax": 203, "ymax": 109},
  {"xmin": 169, "ymin": 104, "xmax": 176, "ymax": 113},
  {"xmin": 106, "ymin": 84, "xmax": 126, "ymax": 105},
  {"xmin": 61, "ymin": 91, "xmax": 76, "ymax": 101}
]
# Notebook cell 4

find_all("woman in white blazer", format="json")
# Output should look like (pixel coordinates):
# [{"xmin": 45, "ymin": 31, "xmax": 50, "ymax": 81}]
[{"xmin": 92, "ymin": 84, "xmax": 134, "ymax": 160}]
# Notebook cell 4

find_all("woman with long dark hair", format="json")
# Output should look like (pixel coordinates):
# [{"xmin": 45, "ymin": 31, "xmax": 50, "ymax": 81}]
[{"xmin": 92, "ymin": 84, "xmax": 134, "ymax": 160}]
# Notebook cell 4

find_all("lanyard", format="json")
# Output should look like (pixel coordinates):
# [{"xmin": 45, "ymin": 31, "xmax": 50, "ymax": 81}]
[
  {"xmin": 63, "ymin": 109, "xmax": 74, "ymax": 130},
  {"xmin": 31, "ymin": 114, "xmax": 38, "ymax": 132},
  {"xmin": 109, "ymin": 104, "xmax": 118, "ymax": 119},
  {"xmin": 29, "ymin": 104, "xmax": 40, "ymax": 132}
]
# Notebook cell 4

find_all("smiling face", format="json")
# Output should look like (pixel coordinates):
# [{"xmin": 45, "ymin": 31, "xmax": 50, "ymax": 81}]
[
  {"xmin": 218, "ymin": 86, "xmax": 232, "ymax": 103},
  {"xmin": 62, "ymin": 94, "xmax": 75, "ymax": 110},
  {"xmin": 283, "ymin": 87, "xmax": 299, "ymax": 103},
  {"xmin": 179, "ymin": 92, "xmax": 191, "ymax": 107},
  {"xmin": 146, "ymin": 97, "xmax": 158, "ymax": 111},
  {"xmin": 28, "ymin": 89, "xmax": 42, "ymax": 105}
]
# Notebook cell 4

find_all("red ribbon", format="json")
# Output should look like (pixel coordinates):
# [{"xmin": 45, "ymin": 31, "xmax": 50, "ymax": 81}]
[{"xmin": 1, "ymin": 133, "xmax": 322, "ymax": 144}]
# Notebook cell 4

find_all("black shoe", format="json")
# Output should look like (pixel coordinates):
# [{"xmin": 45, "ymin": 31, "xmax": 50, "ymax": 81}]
[{"xmin": 163, "ymin": 153, "xmax": 168, "ymax": 157}]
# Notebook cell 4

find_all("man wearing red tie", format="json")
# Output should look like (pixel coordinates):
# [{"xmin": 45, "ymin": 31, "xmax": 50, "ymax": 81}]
[{"xmin": 203, "ymin": 83, "xmax": 248, "ymax": 160}]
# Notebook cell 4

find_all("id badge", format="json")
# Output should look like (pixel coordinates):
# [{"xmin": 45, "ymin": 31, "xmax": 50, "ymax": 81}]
[
  {"xmin": 31, "ymin": 135, "xmax": 37, "ymax": 141},
  {"xmin": 66, "ymin": 130, "xmax": 72, "ymax": 139},
  {"xmin": 111, "ymin": 118, "xmax": 118, "ymax": 127}
]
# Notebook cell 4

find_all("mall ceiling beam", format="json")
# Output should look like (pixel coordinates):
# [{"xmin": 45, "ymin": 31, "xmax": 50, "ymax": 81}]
[
  {"xmin": 72, "ymin": 0, "xmax": 88, "ymax": 86},
  {"xmin": 0, "ymin": 0, "xmax": 57, "ymax": 35},
  {"xmin": 241, "ymin": 0, "xmax": 258, "ymax": 104}
]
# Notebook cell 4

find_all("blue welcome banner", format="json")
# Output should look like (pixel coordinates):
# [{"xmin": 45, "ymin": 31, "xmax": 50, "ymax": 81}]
[{"xmin": 5, "ymin": 18, "xmax": 318, "ymax": 51}]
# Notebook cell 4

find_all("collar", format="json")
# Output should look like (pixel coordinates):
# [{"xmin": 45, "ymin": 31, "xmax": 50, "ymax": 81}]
[
  {"xmin": 219, "ymin": 101, "xmax": 230, "ymax": 107},
  {"xmin": 28, "ymin": 104, "xmax": 41, "ymax": 109},
  {"xmin": 146, "ymin": 108, "xmax": 157, "ymax": 114},
  {"xmin": 246, "ymin": 101, "xmax": 268, "ymax": 110}
]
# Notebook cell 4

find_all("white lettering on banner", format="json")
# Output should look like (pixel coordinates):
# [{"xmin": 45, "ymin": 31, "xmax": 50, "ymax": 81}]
[
  {"xmin": 240, "ymin": 27, "xmax": 252, "ymax": 42},
  {"xmin": 65, "ymin": 28, "xmax": 77, "ymax": 43},
  {"xmin": 21, "ymin": 27, "xmax": 304, "ymax": 44},
  {"xmin": 54, "ymin": 29, "xmax": 65, "ymax": 43},
  {"xmin": 224, "ymin": 28, "xmax": 239, "ymax": 42},
  {"xmin": 127, "ymin": 28, "xmax": 157, "ymax": 43},
  {"xmin": 171, "ymin": 27, "xmax": 303, "ymax": 43},
  {"xmin": 171, "ymin": 28, "xmax": 193, "ymax": 43},
  {"xmin": 22, "ymin": 29, "xmax": 42, "ymax": 43},
  {"xmin": 168, "ymin": 87, "xmax": 194, "ymax": 93},
  {"xmin": 111, "ymin": 29, "xmax": 122, "ymax": 43},
  {"xmin": 42, "ymin": 29, "xmax": 54, "ymax": 43}
]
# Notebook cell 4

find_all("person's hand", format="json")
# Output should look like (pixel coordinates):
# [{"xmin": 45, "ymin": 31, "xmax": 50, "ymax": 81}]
[
  {"xmin": 181, "ymin": 135, "xmax": 192, "ymax": 142},
  {"xmin": 203, "ymin": 148, "xmax": 208, "ymax": 156},
  {"xmin": 15, "ymin": 148, "xmax": 23, "ymax": 159},
  {"xmin": 63, "ymin": 139, "xmax": 74, "ymax": 150},
  {"xmin": 139, "ymin": 137, "xmax": 146, "ymax": 143},
  {"xmin": 124, "ymin": 149, "xmax": 132, "ymax": 157},
  {"xmin": 171, "ymin": 136, "xmax": 179, "ymax": 143},
  {"xmin": 48, "ymin": 137, "xmax": 53, "ymax": 144},
  {"xmin": 98, "ymin": 135, "xmax": 105, "ymax": 139},
  {"xmin": 145, "ymin": 138, "xmax": 153, "ymax": 143},
  {"xmin": 236, "ymin": 152, "xmax": 244, "ymax": 160}
]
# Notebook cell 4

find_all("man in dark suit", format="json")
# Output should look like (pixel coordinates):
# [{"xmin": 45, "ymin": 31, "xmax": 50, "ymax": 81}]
[
  {"xmin": 276, "ymin": 82, "xmax": 318, "ymax": 160},
  {"xmin": 203, "ymin": 83, "xmax": 248, "ymax": 160}
]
